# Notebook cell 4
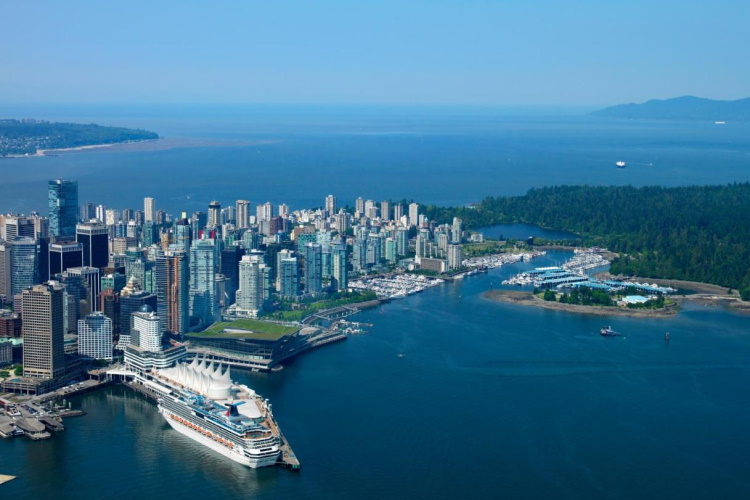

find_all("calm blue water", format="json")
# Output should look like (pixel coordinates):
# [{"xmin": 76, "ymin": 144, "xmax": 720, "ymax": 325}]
[
  {"xmin": 1, "ymin": 106, "xmax": 750, "ymax": 215},
  {"xmin": 1, "ymin": 252, "xmax": 749, "ymax": 499},
  {"xmin": 2, "ymin": 108, "xmax": 750, "ymax": 498}
]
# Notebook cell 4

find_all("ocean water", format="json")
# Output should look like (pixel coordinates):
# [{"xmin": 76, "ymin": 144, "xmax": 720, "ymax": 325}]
[
  {"xmin": 2, "ymin": 108, "xmax": 750, "ymax": 499},
  {"xmin": 1, "ymin": 105, "xmax": 750, "ymax": 215},
  {"xmin": 1, "ymin": 251, "xmax": 749, "ymax": 500}
]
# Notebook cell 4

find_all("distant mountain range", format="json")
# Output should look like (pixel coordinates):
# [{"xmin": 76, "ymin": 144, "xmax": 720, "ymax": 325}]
[{"xmin": 592, "ymin": 96, "xmax": 750, "ymax": 121}]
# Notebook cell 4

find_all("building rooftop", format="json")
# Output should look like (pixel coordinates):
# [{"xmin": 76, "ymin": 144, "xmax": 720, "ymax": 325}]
[{"xmin": 189, "ymin": 319, "xmax": 299, "ymax": 341}]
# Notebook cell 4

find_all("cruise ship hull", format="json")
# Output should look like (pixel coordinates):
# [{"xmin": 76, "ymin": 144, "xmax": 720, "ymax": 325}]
[{"xmin": 159, "ymin": 406, "xmax": 280, "ymax": 469}]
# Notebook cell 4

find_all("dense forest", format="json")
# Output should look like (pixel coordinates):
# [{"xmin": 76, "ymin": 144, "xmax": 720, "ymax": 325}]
[
  {"xmin": 422, "ymin": 184, "xmax": 750, "ymax": 298},
  {"xmin": 0, "ymin": 119, "xmax": 158, "ymax": 156}
]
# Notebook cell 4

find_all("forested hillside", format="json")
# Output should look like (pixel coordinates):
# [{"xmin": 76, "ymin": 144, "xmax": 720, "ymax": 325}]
[{"xmin": 422, "ymin": 184, "xmax": 750, "ymax": 297}]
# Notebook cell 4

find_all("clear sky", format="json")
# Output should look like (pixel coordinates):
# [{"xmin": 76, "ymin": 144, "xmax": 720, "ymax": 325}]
[{"xmin": 2, "ymin": 0, "xmax": 748, "ymax": 106}]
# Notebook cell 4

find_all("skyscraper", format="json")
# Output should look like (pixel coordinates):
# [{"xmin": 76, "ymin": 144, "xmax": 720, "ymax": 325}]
[
  {"xmin": 22, "ymin": 283, "xmax": 66, "ymax": 379},
  {"xmin": 48, "ymin": 241, "xmax": 83, "ymax": 281},
  {"xmin": 189, "ymin": 239, "xmax": 217, "ymax": 329},
  {"xmin": 77, "ymin": 312, "xmax": 113, "ymax": 361},
  {"xmin": 325, "ymin": 195, "xmax": 337, "ymax": 217},
  {"xmin": 355, "ymin": 197, "xmax": 365, "ymax": 216},
  {"xmin": 380, "ymin": 200, "xmax": 391, "ymax": 221},
  {"xmin": 208, "ymin": 201, "xmax": 221, "ymax": 227},
  {"xmin": 76, "ymin": 222, "xmax": 108, "ymax": 269},
  {"xmin": 303, "ymin": 242, "xmax": 323, "ymax": 294},
  {"xmin": 409, "ymin": 203, "xmax": 419, "ymax": 227},
  {"xmin": 144, "ymin": 197, "xmax": 156, "ymax": 223},
  {"xmin": 278, "ymin": 257, "xmax": 299, "ymax": 298},
  {"xmin": 155, "ymin": 252, "xmax": 188, "ymax": 336},
  {"xmin": 331, "ymin": 247, "xmax": 348, "ymax": 291},
  {"xmin": 235, "ymin": 200, "xmax": 250, "ymax": 229},
  {"xmin": 236, "ymin": 254, "xmax": 270, "ymax": 316},
  {"xmin": 65, "ymin": 267, "xmax": 101, "ymax": 312},
  {"xmin": 173, "ymin": 218, "xmax": 192, "ymax": 253},
  {"xmin": 119, "ymin": 290, "xmax": 157, "ymax": 342},
  {"xmin": 221, "ymin": 245, "xmax": 245, "ymax": 305},
  {"xmin": 48, "ymin": 179, "xmax": 78, "ymax": 239},
  {"xmin": 257, "ymin": 202, "xmax": 274, "ymax": 222},
  {"xmin": 9, "ymin": 237, "xmax": 38, "ymax": 296},
  {"xmin": 451, "ymin": 217, "xmax": 463, "ymax": 244},
  {"xmin": 393, "ymin": 203, "xmax": 404, "ymax": 222}
]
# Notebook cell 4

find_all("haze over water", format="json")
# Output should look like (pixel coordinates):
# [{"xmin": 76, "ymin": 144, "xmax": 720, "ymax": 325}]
[{"xmin": 2, "ymin": 106, "xmax": 750, "ymax": 215}]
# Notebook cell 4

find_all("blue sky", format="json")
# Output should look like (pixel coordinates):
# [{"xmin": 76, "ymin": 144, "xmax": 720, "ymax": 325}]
[{"xmin": 2, "ymin": 0, "xmax": 748, "ymax": 106}]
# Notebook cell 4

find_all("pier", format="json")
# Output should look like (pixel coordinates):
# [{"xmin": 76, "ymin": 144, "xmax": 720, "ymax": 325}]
[{"xmin": 277, "ymin": 433, "xmax": 301, "ymax": 470}]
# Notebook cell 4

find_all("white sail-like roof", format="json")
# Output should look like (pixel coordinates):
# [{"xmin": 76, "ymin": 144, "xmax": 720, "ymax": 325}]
[{"xmin": 159, "ymin": 357, "xmax": 232, "ymax": 400}]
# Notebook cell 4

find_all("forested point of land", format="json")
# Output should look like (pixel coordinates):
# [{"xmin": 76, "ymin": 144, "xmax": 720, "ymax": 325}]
[
  {"xmin": 0, "ymin": 119, "xmax": 158, "ymax": 156},
  {"xmin": 422, "ymin": 183, "xmax": 750, "ymax": 298}
]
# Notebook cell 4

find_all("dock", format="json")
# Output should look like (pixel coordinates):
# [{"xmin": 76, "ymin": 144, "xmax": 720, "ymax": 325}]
[
  {"xmin": 276, "ymin": 433, "xmax": 301, "ymax": 470},
  {"xmin": 0, "ymin": 474, "xmax": 16, "ymax": 485}
]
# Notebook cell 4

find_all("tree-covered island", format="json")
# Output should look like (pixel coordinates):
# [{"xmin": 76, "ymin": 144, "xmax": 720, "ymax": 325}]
[{"xmin": 0, "ymin": 119, "xmax": 159, "ymax": 156}]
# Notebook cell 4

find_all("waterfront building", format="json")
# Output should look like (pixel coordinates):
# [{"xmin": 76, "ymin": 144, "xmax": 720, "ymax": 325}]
[
  {"xmin": 279, "ymin": 257, "xmax": 299, "ymax": 298},
  {"xmin": 385, "ymin": 237, "xmax": 397, "ymax": 263},
  {"xmin": 331, "ymin": 247, "xmax": 348, "ymax": 291},
  {"xmin": 119, "ymin": 290, "xmax": 157, "ymax": 346},
  {"xmin": 235, "ymin": 254, "xmax": 270, "ymax": 317},
  {"xmin": 189, "ymin": 239, "xmax": 218, "ymax": 329},
  {"xmin": 447, "ymin": 244, "xmax": 464, "ymax": 270},
  {"xmin": 303, "ymin": 242, "xmax": 323, "ymax": 294},
  {"xmin": 208, "ymin": 201, "xmax": 221, "ymax": 227},
  {"xmin": 10, "ymin": 237, "xmax": 38, "ymax": 296},
  {"xmin": 77, "ymin": 312, "xmax": 113, "ymax": 361},
  {"xmin": 420, "ymin": 257, "xmax": 448, "ymax": 273},
  {"xmin": 451, "ymin": 217, "xmax": 463, "ymax": 244},
  {"xmin": 325, "ymin": 195, "xmax": 337, "ymax": 217},
  {"xmin": 48, "ymin": 179, "xmax": 79, "ymax": 239},
  {"xmin": 236, "ymin": 200, "xmax": 250, "ymax": 229},
  {"xmin": 22, "ymin": 282, "xmax": 66, "ymax": 379},
  {"xmin": 76, "ymin": 222, "xmax": 108, "ymax": 268},
  {"xmin": 144, "ymin": 197, "xmax": 156, "ymax": 223},
  {"xmin": 131, "ymin": 305, "xmax": 162, "ymax": 352},
  {"xmin": 156, "ymin": 251, "xmax": 189, "ymax": 336},
  {"xmin": 409, "ymin": 202, "xmax": 419, "ymax": 227}
]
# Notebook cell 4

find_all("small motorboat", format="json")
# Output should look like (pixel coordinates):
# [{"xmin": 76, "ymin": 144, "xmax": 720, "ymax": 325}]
[{"xmin": 600, "ymin": 326, "xmax": 620, "ymax": 336}]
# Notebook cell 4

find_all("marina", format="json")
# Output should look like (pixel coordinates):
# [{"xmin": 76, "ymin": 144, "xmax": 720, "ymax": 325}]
[{"xmin": 349, "ymin": 273, "xmax": 444, "ymax": 298}]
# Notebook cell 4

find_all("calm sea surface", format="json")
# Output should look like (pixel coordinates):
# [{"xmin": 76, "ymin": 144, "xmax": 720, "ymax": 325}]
[
  {"xmin": 1, "ymin": 105, "xmax": 750, "ymax": 214},
  {"xmin": 1, "ymin": 251, "xmax": 749, "ymax": 499},
  {"xmin": 1, "ymin": 108, "xmax": 750, "ymax": 499}
]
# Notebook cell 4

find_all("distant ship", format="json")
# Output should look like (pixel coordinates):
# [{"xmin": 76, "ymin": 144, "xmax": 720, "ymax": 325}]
[
  {"xmin": 600, "ymin": 326, "xmax": 620, "ymax": 336},
  {"xmin": 715, "ymin": 121, "xmax": 726, "ymax": 125},
  {"xmin": 615, "ymin": 161, "xmax": 626, "ymax": 168}
]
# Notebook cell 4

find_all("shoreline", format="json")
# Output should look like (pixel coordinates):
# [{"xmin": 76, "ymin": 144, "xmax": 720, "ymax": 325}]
[{"xmin": 483, "ymin": 290, "xmax": 679, "ymax": 317}]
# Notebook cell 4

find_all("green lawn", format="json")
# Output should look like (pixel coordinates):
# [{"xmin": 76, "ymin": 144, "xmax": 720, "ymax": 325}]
[{"xmin": 189, "ymin": 318, "xmax": 299, "ymax": 340}]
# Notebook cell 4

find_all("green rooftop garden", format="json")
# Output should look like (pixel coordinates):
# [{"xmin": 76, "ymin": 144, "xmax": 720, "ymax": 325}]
[{"xmin": 188, "ymin": 318, "xmax": 299, "ymax": 340}]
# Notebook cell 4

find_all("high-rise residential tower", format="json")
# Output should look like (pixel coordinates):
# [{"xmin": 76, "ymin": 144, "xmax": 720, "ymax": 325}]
[
  {"xmin": 144, "ymin": 197, "xmax": 156, "ymax": 223},
  {"xmin": 208, "ymin": 201, "xmax": 221, "ymax": 227},
  {"xmin": 235, "ymin": 200, "xmax": 250, "ymax": 229},
  {"xmin": 325, "ymin": 195, "xmax": 337, "ymax": 217}
]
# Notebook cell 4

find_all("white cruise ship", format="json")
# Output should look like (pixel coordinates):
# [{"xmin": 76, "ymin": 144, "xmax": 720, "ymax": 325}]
[{"xmin": 152, "ymin": 357, "xmax": 281, "ymax": 468}]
